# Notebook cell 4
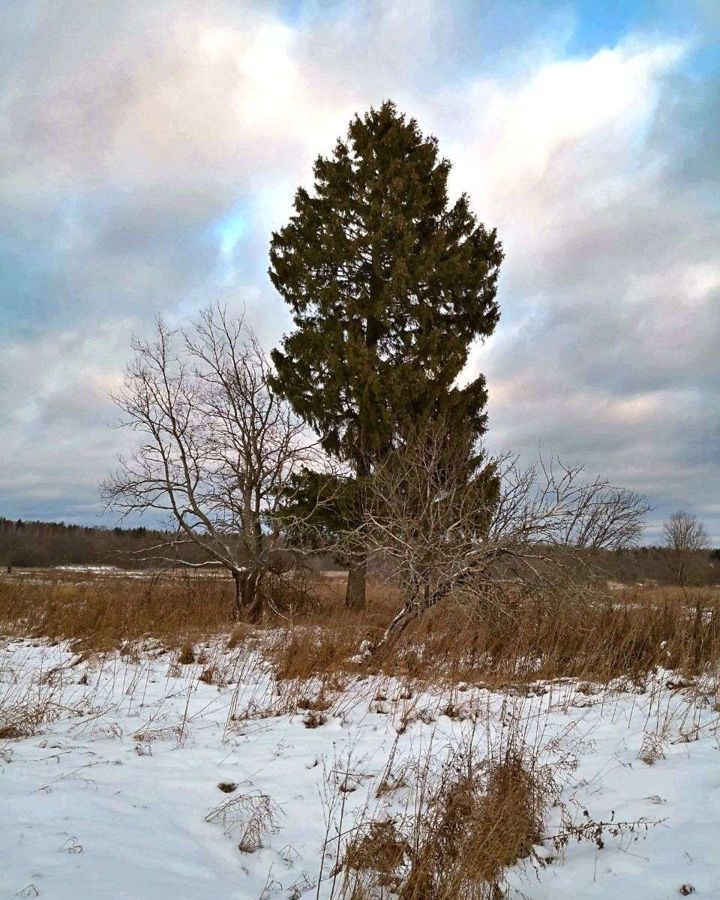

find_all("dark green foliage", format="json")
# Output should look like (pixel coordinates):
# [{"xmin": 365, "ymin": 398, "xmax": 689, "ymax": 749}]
[
  {"xmin": 278, "ymin": 468, "xmax": 363, "ymax": 551},
  {"xmin": 269, "ymin": 101, "xmax": 503, "ymax": 468}
]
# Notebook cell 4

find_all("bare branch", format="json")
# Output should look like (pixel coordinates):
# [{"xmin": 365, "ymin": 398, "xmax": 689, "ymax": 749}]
[
  {"xmin": 101, "ymin": 304, "xmax": 324, "ymax": 619},
  {"xmin": 662, "ymin": 511, "xmax": 708, "ymax": 587},
  {"xmin": 350, "ymin": 423, "xmax": 649, "ymax": 651}
]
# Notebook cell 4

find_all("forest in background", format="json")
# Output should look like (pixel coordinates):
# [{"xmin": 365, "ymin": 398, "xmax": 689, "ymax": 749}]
[
  {"xmin": 2, "ymin": 515, "xmax": 718, "ymax": 585},
  {"xmin": 0, "ymin": 517, "xmax": 187, "ymax": 569}
]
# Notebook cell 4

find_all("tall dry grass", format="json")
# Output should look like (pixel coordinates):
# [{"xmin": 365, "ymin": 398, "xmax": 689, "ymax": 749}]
[
  {"xmin": 371, "ymin": 584, "xmax": 720, "ymax": 684},
  {"xmin": 1, "ymin": 570, "xmax": 719, "ymax": 685},
  {"xmin": 265, "ymin": 581, "xmax": 720, "ymax": 686},
  {"xmin": 0, "ymin": 570, "xmax": 236, "ymax": 650}
]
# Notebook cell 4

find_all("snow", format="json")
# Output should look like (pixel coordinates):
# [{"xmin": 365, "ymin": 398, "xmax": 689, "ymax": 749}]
[{"xmin": 1, "ymin": 637, "xmax": 719, "ymax": 899}]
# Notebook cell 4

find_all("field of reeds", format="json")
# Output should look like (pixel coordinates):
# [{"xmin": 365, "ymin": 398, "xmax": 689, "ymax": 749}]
[{"xmin": 2, "ymin": 567, "xmax": 719, "ymax": 683}]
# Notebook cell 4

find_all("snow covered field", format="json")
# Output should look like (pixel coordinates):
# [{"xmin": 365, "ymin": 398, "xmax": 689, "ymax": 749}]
[{"xmin": 1, "ymin": 637, "xmax": 719, "ymax": 899}]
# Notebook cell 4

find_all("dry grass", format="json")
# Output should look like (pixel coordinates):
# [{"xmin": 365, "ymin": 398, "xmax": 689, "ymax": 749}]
[
  {"xmin": 404, "ymin": 755, "xmax": 542, "ymax": 898},
  {"xmin": 0, "ymin": 569, "xmax": 239, "ymax": 650},
  {"xmin": 1, "ymin": 569, "xmax": 711, "ymax": 898},
  {"xmin": 1, "ymin": 570, "xmax": 719, "ymax": 686},
  {"xmin": 374, "ymin": 584, "xmax": 720, "ymax": 685},
  {"xmin": 337, "ymin": 702, "xmax": 665, "ymax": 900},
  {"xmin": 205, "ymin": 789, "xmax": 281, "ymax": 853},
  {"xmin": 340, "ymin": 727, "xmax": 551, "ymax": 900},
  {"xmin": 266, "ymin": 582, "xmax": 720, "ymax": 687}
]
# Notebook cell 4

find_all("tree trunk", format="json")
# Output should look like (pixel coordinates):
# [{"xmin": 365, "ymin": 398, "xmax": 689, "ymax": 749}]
[
  {"xmin": 245, "ymin": 570, "xmax": 263, "ymax": 623},
  {"xmin": 371, "ymin": 581, "xmax": 445, "ymax": 657},
  {"xmin": 372, "ymin": 601, "xmax": 420, "ymax": 657},
  {"xmin": 232, "ymin": 570, "xmax": 244, "ymax": 619},
  {"xmin": 345, "ymin": 554, "xmax": 367, "ymax": 610},
  {"xmin": 232, "ymin": 569, "xmax": 263, "ymax": 622},
  {"xmin": 345, "ymin": 450, "xmax": 370, "ymax": 610}
]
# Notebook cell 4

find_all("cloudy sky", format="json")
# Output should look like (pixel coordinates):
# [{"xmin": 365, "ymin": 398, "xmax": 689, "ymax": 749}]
[{"xmin": 1, "ymin": 0, "xmax": 718, "ymax": 542}]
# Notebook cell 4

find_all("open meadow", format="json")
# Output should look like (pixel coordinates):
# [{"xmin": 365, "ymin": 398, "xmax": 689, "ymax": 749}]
[{"xmin": 2, "ymin": 567, "xmax": 719, "ymax": 899}]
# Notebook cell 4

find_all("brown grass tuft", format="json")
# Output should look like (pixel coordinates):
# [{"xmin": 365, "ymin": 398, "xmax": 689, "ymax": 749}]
[
  {"xmin": 302, "ymin": 710, "xmax": 328, "ymax": 728},
  {"xmin": 403, "ymin": 754, "xmax": 544, "ymax": 898},
  {"xmin": 344, "ymin": 819, "xmax": 409, "ymax": 888},
  {"xmin": 0, "ymin": 723, "xmax": 28, "ymax": 740},
  {"xmin": 199, "ymin": 667, "xmax": 216, "ymax": 685},
  {"xmin": 342, "ymin": 738, "xmax": 548, "ymax": 900},
  {"xmin": 226, "ymin": 623, "xmax": 250, "ymax": 649},
  {"xmin": 178, "ymin": 642, "xmax": 195, "ymax": 664},
  {"xmin": 205, "ymin": 789, "xmax": 281, "ymax": 853}
]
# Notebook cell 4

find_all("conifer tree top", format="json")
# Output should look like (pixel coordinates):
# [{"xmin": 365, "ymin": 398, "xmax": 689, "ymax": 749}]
[{"xmin": 270, "ymin": 100, "xmax": 503, "ymax": 465}]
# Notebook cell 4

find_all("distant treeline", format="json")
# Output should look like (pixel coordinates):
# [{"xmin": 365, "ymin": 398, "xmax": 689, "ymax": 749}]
[
  {"xmin": 1, "ymin": 516, "xmax": 718, "ymax": 584},
  {"xmin": 0, "ymin": 517, "xmax": 181, "ymax": 569},
  {"xmin": 592, "ymin": 544, "xmax": 720, "ymax": 587}
]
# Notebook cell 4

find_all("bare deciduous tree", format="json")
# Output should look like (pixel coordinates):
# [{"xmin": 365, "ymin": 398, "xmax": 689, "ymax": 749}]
[
  {"xmin": 355, "ymin": 426, "xmax": 649, "ymax": 651},
  {"xmin": 102, "ymin": 305, "xmax": 322, "ymax": 620},
  {"xmin": 662, "ymin": 511, "xmax": 709, "ymax": 587}
]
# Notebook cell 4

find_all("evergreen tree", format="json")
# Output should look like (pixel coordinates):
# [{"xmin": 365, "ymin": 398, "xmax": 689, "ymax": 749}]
[{"xmin": 269, "ymin": 101, "xmax": 503, "ymax": 607}]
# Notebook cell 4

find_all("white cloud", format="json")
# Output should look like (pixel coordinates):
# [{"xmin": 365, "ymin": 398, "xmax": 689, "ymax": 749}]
[
  {"xmin": 0, "ymin": 2, "xmax": 718, "ymax": 540},
  {"xmin": 0, "ymin": 6, "xmax": 353, "ymax": 201}
]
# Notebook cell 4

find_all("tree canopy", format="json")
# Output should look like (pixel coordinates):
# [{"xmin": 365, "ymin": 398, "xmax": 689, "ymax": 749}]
[{"xmin": 269, "ymin": 100, "xmax": 503, "ymax": 468}]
